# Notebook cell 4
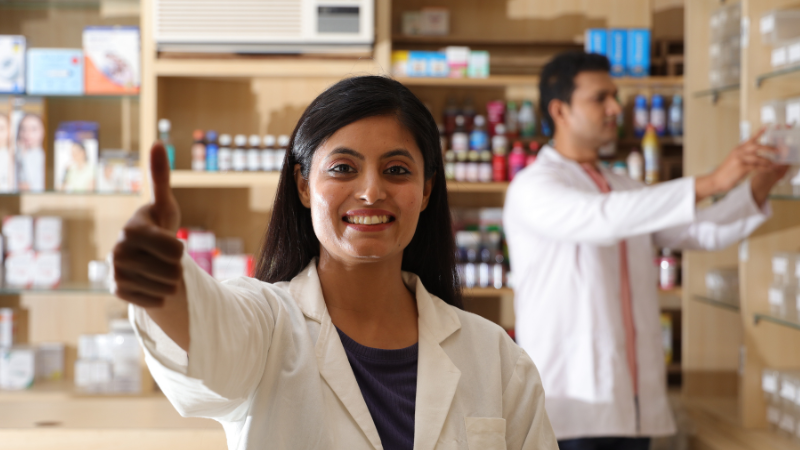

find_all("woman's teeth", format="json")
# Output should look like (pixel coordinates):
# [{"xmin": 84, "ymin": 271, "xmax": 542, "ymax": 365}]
[{"xmin": 346, "ymin": 215, "xmax": 391, "ymax": 225}]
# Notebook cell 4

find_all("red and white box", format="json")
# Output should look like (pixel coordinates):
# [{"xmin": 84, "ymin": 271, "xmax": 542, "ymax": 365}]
[
  {"xmin": 5, "ymin": 250, "xmax": 35, "ymax": 287},
  {"xmin": 2, "ymin": 216, "xmax": 33, "ymax": 254},
  {"xmin": 33, "ymin": 251, "xmax": 61, "ymax": 288},
  {"xmin": 213, "ymin": 254, "xmax": 254, "ymax": 281},
  {"xmin": 34, "ymin": 216, "xmax": 62, "ymax": 251}
]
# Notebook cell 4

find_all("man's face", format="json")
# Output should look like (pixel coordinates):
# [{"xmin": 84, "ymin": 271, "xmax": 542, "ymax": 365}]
[{"xmin": 555, "ymin": 71, "xmax": 622, "ymax": 150}]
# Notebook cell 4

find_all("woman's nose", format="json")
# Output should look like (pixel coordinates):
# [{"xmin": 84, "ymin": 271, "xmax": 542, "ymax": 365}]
[{"xmin": 357, "ymin": 172, "xmax": 387, "ymax": 205}]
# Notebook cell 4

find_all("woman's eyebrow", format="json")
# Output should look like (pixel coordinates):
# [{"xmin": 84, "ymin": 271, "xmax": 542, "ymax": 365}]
[
  {"xmin": 329, "ymin": 147, "xmax": 364, "ymax": 160},
  {"xmin": 382, "ymin": 149, "xmax": 415, "ymax": 161}
]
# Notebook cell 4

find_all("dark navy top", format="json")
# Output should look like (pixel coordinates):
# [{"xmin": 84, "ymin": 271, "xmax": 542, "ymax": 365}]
[{"xmin": 336, "ymin": 328, "xmax": 418, "ymax": 450}]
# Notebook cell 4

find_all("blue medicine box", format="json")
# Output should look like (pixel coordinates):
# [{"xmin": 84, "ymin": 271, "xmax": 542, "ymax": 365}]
[
  {"xmin": 626, "ymin": 28, "xmax": 651, "ymax": 77},
  {"xmin": 407, "ymin": 51, "xmax": 429, "ymax": 77},
  {"xmin": 608, "ymin": 29, "xmax": 627, "ymax": 77},
  {"xmin": 585, "ymin": 29, "xmax": 608, "ymax": 56},
  {"xmin": 428, "ymin": 52, "xmax": 448, "ymax": 77},
  {"xmin": 26, "ymin": 48, "xmax": 84, "ymax": 95}
]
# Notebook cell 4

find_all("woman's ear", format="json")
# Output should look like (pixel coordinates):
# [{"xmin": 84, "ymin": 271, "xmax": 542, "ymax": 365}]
[
  {"xmin": 294, "ymin": 164, "xmax": 311, "ymax": 208},
  {"xmin": 420, "ymin": 173, "xmax": 434, "ymax": 212}
]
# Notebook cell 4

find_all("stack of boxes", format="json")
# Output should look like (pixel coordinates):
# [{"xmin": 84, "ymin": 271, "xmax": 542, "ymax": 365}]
[
  {"xmin": 585, "ymin": 28, "xmax": 652, "ymax": 77},
  {"xmin": 75, "ymin": 319, "xmax": 141, "ymax": 394},
  {"xmin": 392, "ymin": 47, "xmax": 490, "ymax": 79},
  {"xmin": 763, "ymin": 369, "xmax": 800, "ymax": 441},
  {"xmin": 708, "ymin": 2, "xmax": 741, "ymax": 88},
  {"xmin": 0, "ymin": 307, "xmax": 64, "ymax": 391},
  {"xmin": 761, "ymin": 8, "xmax": 800, "ymax": 71},
  {"xmin": 2, "ymin": 216, "xmax": 63, "ymax": 288}
]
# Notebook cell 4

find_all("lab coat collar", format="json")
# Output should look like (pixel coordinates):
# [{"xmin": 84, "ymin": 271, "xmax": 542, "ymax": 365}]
[{"xmin": 288, "ymin": 260, "xmax": 463, "ymax": 450}]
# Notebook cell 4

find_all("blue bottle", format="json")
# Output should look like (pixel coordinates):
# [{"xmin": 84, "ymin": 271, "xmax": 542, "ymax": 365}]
[
  {"xmin": 205, "ymin": 130, "xmax": 219, "ymax": 172},
  {"xmin": 650, "ymin": 94, "xmax": 666, "ymax": 137},
  {"xmin": 469, "ymin": 115, "xmax": 489, "ymax": 151},
  {"xmin": 541, "ymin": 117, "xmax": 553, "ymax": 138},
  {"xmin": 669, "ymin": 95, "xmax": 683, "ymax": 137},
  {"xmin": 633, "ymin": 95, "xmax": 649, "ymax": 138}
]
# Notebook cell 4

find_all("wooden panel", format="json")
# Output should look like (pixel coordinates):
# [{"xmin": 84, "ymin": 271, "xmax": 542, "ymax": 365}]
[
  {"xmin": 0, "ymin": 430, "xmax": 226, "ymax": 450},
  {"xmin": 0, "ymin": 8, "xmax": 138, "ymax": 48},
  {"xmin": 683, "ymin": 370, "xmax": 739, "ymax": 398},
  {"xmin": 154, "ymin": 58, "xmax": 384, "ymax": 79}
]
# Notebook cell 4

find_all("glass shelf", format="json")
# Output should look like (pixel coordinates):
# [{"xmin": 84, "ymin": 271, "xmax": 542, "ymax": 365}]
[
  {"xmin": 0, "ymin": 282, "xmax": 111, "ymax": 296},
  {"xmin": 769, "ymin": 193, "xmax": 800, "ymax": 201},
  {"xmin": 754, "ymin": 312, "xmax": 800, "ymax": 330},
  {"xmin": 756, "ymin": 65, "xmax": 800, "ymax": 88},
  {"xmin": 693, "ymin": 84, "xmax": 740, "ymax": 104},
  {"xmin": 693, "ymin": 295, "xmax": 740, "ymax": 311},
  {"xmin": 0, "ymin": 1, "xmax": 101, "ymax": 10}
]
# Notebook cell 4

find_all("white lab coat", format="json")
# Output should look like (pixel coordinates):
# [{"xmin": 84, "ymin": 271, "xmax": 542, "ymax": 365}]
[
  {"xmin": 503, "ymin": 146, "xmax": 769, "ymax": 440},
  {"xmin": 130, "ymin": 255, "xmax": 558, "ymax": 450}
]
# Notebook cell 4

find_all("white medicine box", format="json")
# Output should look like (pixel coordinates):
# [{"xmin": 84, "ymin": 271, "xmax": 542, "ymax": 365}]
[
  {"xmin": 0, "ymin": 35, "xmax": 25, "ymax": 94},
  {"xmin": 761, "ymin": 100, "xmax": 787, "ymax": 126},
  {"xmin": 761, "ymin": 9, "xmax": 800, "ymax": 45},
  {"xmin": 34, "ymin": 216, "xmax": 62, "ymax": 251},
  {"xmin": 785, "ymin": 97, "xmax": 800, "ymax": 125},
  {"xmin": 33, "ymin": 251, "xmax": 61, "ymax": 288},
  {"xmin": 2, "ymin": 216, "xmax": 33, "ymax": 253}
]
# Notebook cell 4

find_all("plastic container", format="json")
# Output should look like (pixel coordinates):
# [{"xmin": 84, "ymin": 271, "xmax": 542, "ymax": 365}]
[
  {"xmin": 656, "ymin": 249, "xmax": 679, "ymax": 290},
  {"xmin": 191, "ymin": 130, "xmax": 206, "ymax": 171},
  {"xmin": 469, "ymin": 115, "xmax": 489, "ymax": 151},
  {"xmin": 761, "ymin": 9, "xmax": 800, "ymax": 45},
  {"xmin": 785, "ymin": 98, "xmax": 800, "ymax": 125},
  {"xmin": 158, "ymin": 119, "xmax": 175, "ymax": 170},
  {"xmin": 218, "ymin": 134, "xmax": 232, "ymax": 172},
  {"xmin": 759, "ymin": 126, "xmax": 800, "ymax": 164},
  {"xmin": 261, "ymin": 135, "xmax": 277, "ymax": 171},
  {"xmin": 247, "ymin": 135, "xmax": 261, "ymax": 171},
  {"xmin": 205, "ymin": 130, "xmax": 219, "ymax": 172},
  {"xmin": 232, "ymin": 134, "xmax": 247, "ymax": 172},
  {"xmin": 761, "ymin": 100, "xmax": 787, "ymax": 126},
  {"xmin": 451, "ymin": 115, "xmax": 469, "ymax": 152},
  {"xmin": 769, "ymin": 252, "xmax": 796, "ymax": 317},
  {"xmin": 634, "ymin": 95, "xmax": 649, "ymax": 138},
  {"xmin": 627, "ymin": 149, "xmax": 644, "ymax": 182},
  {"xmin": 508, "ymin": 141, "xmax": 526, "ymax": 181},
  {"xmin": 518, "ymin": 100, "xmax": 536, "ymax": 138},
  {"xmin": 444, "ymin": 150, "xmax": 455, "ymax": 180},
  {"xmin": 642, "ymin": 125, "xmax": 660, "ymax": 185},
  {"xmin": 669, "ymin": 95, "xmax": 683, "ymax": 137}
]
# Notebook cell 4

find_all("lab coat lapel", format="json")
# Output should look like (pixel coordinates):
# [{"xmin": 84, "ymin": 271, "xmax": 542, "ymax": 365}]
[
  {"xmin": 406, "ymin": 273, "xmax": 462, "ymax": 450},
  {"xmin": 289, "ymin": 261, "xmax": 383, "ymax": 450}
]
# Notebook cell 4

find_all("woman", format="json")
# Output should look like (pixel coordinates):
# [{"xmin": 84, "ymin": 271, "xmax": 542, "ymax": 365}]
[
  {"xmin": 0, "ymin": 113, "xmax": 14, "ymax": 192},
  {"xmin": 16, "ymin": 113, "xmax": 45, "ymax": 192},
  {"xmin": 62, "ymin": 140, "xmax": 96, "ymax": 192},
  {"xmin": 113, "ymin": 76, "xmax": 556, "ymax": 450}
]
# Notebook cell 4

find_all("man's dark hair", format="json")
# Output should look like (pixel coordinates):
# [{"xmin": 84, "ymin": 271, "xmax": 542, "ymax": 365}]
[{"xmin": 539, "ymin": 51, "xmax": 611, "ymax": 133}]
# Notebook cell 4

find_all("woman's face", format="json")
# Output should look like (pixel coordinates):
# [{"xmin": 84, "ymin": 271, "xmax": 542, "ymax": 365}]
[
  {"xmin": 296, "ymin": 115, "xmax": 432, "ymax": 265},
  {"xmin": 71, "ymin": 143, "xmax": 86, "ymax": 164},
  {"xmin": 19, "ymin": 115, "xmax": 44, "ymax": 150},
  {"xmin": 0, "ymin": 115, "xmax": 9, "ymax": 149}
]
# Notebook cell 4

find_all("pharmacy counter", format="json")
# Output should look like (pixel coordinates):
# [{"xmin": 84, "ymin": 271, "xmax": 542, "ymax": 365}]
[{"xmin": 0, "ymin": 382, "xmax": 225, "ymax": 450}]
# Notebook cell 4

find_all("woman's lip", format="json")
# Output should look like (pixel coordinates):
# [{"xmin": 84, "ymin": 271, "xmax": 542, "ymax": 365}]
[
  {"xmin": 344, "ymin": 209, "xmax": 396, "ymax": 218},
  {"xmin": 345, "ymin": 222, "xmax": 395, "ymax": 232}
]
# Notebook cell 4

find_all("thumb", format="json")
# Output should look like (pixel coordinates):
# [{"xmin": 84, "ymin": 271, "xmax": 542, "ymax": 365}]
[{"xmin": 150, "ymin": 141, "xmax": 173, "ymax": 209}]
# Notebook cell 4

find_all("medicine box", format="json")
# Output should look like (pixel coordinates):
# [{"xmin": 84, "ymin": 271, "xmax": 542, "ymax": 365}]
[
  {"xmin": 761, "ymin": 9, "xmax": 800, "ymax": 45},
  {"xmin": 0, "ymin": 346, "xmax": 35, "ymax": 390},
  {"xmin": 391, "ymin": 51, "xmax": 409, "ymax": 77},
  {"xmin": 419, "ymin": 8, "xmax": 449, "ymax": 36},
  {"xmin": 5, "ymin": 250, "xmax": 34, "ymax": 287},
  {"xmin": 54, "ymin": 121, "xmax": 99, "ymax": 192},
  {"xmin": 785, "ymin": 97, "xmax": 800, "ymax": 125},
  {"xmin": 407, "ymin": 51, "xmax": 429, "ymax": 77},
  {"xmin": 585, "ymin": 29, "xmax": 608, "ymax": 56},
  {"xmin": 0, "ymin": 36, "xmax": 25, "ymax": 94},
  {"xmin": 34, "ymin": 216, "xmax": 62, "ymax": 251},
  {"xmin": 33, "ymin": 251, "xmax": 61, "ymax": 288},
  {"xmin": 35, "ymin": 343, "xmax": 64, "ymax": 381},
  {"xmin": 444, "ymin": 46, "xmax": 469, "ymax": 79},
  {"xmin": 83, "ymin": 26, "xmax": 140, "ymax": 95},
  {"xmin": 761, "ymin": 100, "xmax": 787, "ymax": 125},
  {"xmin": 26, "ymin": 49, "xmax": 84, "ymax": 96},
  {"xmin": 3, "ymin": 215, "xmax": 33, "ymax": 253},
  {"xmin": 468, "ymin": 51, "xmax": 489, "ymax": 79},
  {"xmin": 772, "ymin": 46, "xmax": 789, "ymax": 68},
  {"xmin": 608, "ymin": 29, "xmax": 627, "ymax": 77},
  {"xmin": 428, "ymin": 52, "xmax": 448, "ymax": 77},
  {"xmin": 626, "ymin": 28, "xmax": 651, "ymax": 78},
  {"xmin": 213, "ymin": 254, "xmax": 254, "ymax": 281}
]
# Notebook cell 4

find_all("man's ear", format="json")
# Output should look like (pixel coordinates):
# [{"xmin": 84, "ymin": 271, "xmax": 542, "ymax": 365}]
[
  {"xmin": 548, "ymin": 98, "xmax": 567, "ymax": 131},
  {"xmin": 294, "ymin": 164, "xmax": 311, "ymax": 208}
]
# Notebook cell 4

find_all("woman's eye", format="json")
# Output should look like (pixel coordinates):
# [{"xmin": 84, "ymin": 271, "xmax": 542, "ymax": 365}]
[
  {"xmin": 385, "ymin": 165, "xmax": 410, "ymax": 175},
  {"xmin": 330, "ymin": 164, "xmax": 355, "ymax": 174}
]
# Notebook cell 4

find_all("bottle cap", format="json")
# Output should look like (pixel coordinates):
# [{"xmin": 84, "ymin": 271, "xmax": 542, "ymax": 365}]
[
  {"xmin": 672, "ymin": 94, "xmax": 683, "ymax": 105},
  {"xmin": 206, "ymin": 130, "xmax": 218, "ymax": 141},
  {"xmin": 277, "ymin": 135, "xmax": 290, "ymax": 147},
  {"xmin": 507, "ymin": 100, "xmax": 517, "ymax": 109},
  {"xmin": 192, "ymin": 129, "xmax": 204, "ymax": 141},
  {"xmin": 474, "ymin": 115, "xmax": 485, "ymax": 127},
  {"xmin": 455, "ymin": 115, "xmax": 465, "ymax": 126},
  {"xmin": 635, "ymin": 95, "xmax": 648, "ymax": 108},
  {"xmin": 263, "ymin": 135, "xmax": 276, "ymax": 146},
  {"xmin": 234, "ymin": 134, "xmax": 247, "ymax": 146},
  {"xmin": 249, "ymin": 134, "xmax": 261, "ymax": 146},
  {"xmin": 158, "ymin": 119, "xmax": 171, "ymax": 132},
  {"xmin": 529, "ymin": 141, "xmax": 540, "ymax": 151},
  {"xmin": 495, "ymin": 123, "xmax": 506, "ymax": 135},
  {"xmin": 219, "ymin": 134, "xmax": 232, "ymax": 146},
  {"xmin": 652, "ymin": 94, "xmax": 664, "ymax": 107},
  {"xmin": 512, "ymin": 141, "xmax": 523, "ymax": 150}
]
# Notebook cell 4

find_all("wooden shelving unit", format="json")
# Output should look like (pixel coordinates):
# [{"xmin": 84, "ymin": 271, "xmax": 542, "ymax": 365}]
[{"xmin": 684, "ymin": 0, "xmax": 800, "ymax": 443}]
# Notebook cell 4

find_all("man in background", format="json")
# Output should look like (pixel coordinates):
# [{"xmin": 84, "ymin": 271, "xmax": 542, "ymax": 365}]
[{"xmin": 504, "ymin": 51, "xmax": 787, "ymax": 450}]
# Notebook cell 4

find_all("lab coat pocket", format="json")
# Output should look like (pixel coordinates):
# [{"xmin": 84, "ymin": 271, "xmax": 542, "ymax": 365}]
[{"xmin": 464, "ymin": 417, "xmax": 506, "ymax": 450}]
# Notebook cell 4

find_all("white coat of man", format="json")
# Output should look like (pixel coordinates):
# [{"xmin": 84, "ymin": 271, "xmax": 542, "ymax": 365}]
[{"xmin": 503, "ymin": 51, "xmax": 788, "ymax": 450}]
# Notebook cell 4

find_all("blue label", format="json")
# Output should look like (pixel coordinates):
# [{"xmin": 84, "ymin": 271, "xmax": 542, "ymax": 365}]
[
  {"xmin": 26, "ymin": 49, "xmax": 84, "ymax": 95},
  {"xmin": 206, "ymin": 144, "xmax": 219, "ymax": 171},
  {"xmin": 626, "ymin": 29, "xmax": 651, "ymax": 78},
  {"xmin": 585, "ymin": 29, "xmax": 608, "ymax": 56},
  {"xmin": 608, "ymin": 29, "xmax": 627, "ymax": 77}
]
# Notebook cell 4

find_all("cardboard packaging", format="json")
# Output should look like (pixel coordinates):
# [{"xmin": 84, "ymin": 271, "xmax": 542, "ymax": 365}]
[
  {"xmin": 83, "ymin": 26, "xmax": 140, "ymax": 95},
  {"xmin": 26, "ymin": 49, "xmax": 84, "ymax": 96},
  {"xmin": 3, "ymin": 215, "xmax": 33, "ymax": 253},
  {"xmin": 608, "ymin": 29, "xmax": 627, "ymax": 77},
  {"xmin": 33, "ymin": 251, "xmax": 61, "ymax": 288},
  {"xmin": 627, "ymin": 28, "xmax": 651, "ymax": 77},
  {"xmin": 0, "ymin": 346, "xmax": 35, "ymax": 390},
  {"xmin": 10, "ymin": 97, "xmax": 46, "ymax": 192},
  {"xmin": 213, "ymin": 254, "xmax": 254, "ymax": 281},
  {"xmin": 0, "ymin": 36, "xmax": 25, "ymax": 94},
  {"xmin": 444, "ymin": 46, "xmax": 470, "ymax": 78},
  {"xmin": 5, "ymin": 250, "xmax": 35, "ymax": 287},
  {"xmin": 584, "ymin": 29, "xmax": 608, "ymax": 56},
  {"xmin": 35, "ymin": 343, "xmax": 64, "ymax": 381},
  {"xmin": 34, "ymin": 216, "xmax": 62, "ymax": 251},
  {"xmin": 419, "ymin": 8, "xmax": 449, "ymax": 36},
  {"xmin": 468, "ymin": 51, "xmax": 490, "ymax": 78},
  {"xmin": 54, "ymin": 121, "xmax": 99, "ymax": 192}
]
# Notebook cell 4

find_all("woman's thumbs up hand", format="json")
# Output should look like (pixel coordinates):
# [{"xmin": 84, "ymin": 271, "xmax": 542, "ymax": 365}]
[{"xmin": 112, "ymin": 143, "xmax": 184, "ymax": 307}]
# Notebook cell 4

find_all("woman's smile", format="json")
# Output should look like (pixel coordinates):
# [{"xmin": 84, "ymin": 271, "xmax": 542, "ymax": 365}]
[{"xmin": 343, "ymin": 209, "xmax": 396, "ymax": 231}]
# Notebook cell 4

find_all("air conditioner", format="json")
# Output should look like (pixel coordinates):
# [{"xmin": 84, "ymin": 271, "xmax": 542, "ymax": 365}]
[{"xmin": 154, "ymin": 0, "xmax": 374, "ymax": 54}]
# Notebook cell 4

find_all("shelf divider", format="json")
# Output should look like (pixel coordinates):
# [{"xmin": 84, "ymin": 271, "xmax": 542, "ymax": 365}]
[{"xmin": 692, "ymin": 295, "xmax": 740, "ymax": 311}]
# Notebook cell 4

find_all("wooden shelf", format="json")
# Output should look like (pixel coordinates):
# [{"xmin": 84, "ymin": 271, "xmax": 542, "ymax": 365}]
[
  {"xmin": 446, "ymin": 181, "xmax": 509, "ymax": 194},
  {"xmin": 658, "ymin": 288, "xmax": 683, "ymax": 310},
  {"xmin": 392, "ymin": 35, "xmax": 583, "ymax": 47},
  {"xmin": 170, "ymin": 171, "xmax": 281, "ymax": 188},
  {"xmin": 153, "ymin": 58, "xmax": 383, "ymax": 79},
  {"xmin": 463, "ymin": 287, "xmax": 513, "ymax": 297},
  {"xmin": 397, "ymin": 76, "xmax": 683, "ymax": 88}
]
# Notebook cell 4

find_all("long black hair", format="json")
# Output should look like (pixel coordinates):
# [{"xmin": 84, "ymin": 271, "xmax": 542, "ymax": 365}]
[{"xmin": 255, "ymin": 76, "xmax": 462, "ymax": 308}]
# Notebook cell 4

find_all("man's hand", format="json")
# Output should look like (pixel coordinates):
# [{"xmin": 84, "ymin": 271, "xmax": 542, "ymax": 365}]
[{"xmin": 695, "ymin": 128, "xmax": 778, "ymax": 202}]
